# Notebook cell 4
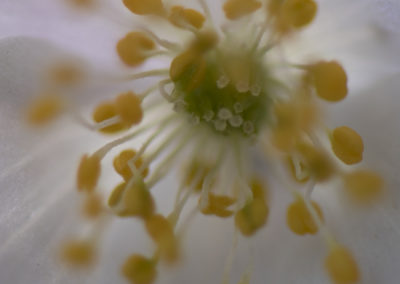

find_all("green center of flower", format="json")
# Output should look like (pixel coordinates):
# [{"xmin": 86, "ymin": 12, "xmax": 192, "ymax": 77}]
[{"xmin": 170, "ymin": 36, "xmax": 271, "ymax": 137}]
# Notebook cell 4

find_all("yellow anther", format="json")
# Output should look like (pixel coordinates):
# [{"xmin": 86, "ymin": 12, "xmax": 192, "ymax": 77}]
[
  {"xmin": 146, "ymin": 214, "xmax": 179, "ymax": 263},
  {"xmin": 113, "ymin": 149, "xmax": 149, "ymax": 181},
  {"xmin": 235, "ymin": 180, "xmax": 269, "ymax": 236},
  {"xmin": 286, "ymin": 197, "xmax": 323, "ymax": 235},
  {"xmin": 114, "ymin": 92, "xmax": 143, "ymax": 127},
  {"xmin": 310, "ymin": 61, "xmax": 348, "ymax": 102},
  {"xmin": 191, "ymin": 30, "xmax": 219, "ymax": 53},
  {"xmin": 271, "ymin": 100, "xmax": 318, "ymax": 152},
  {"xmin": 60, "ymin": 240, "xmax": 96, "ymax": 268},
  {"xmin": 325, "ymin": 245, "xmax": 360, "ymax": 284},
  {"xmin": 26, "ymin": 95, "xmax": 64, "ymax": 126},
  {"xmin": 343, "ymin": 170, "xmax": 384, "ymax": 204},
  {"xmin": 281, "ymin": 0, "xmax": 317, "ymax": 28},
  {"xmin": 201, "ymin": 193, "xmax": 236, "ymax": 218},
  {"xmin": 117, "ymin": 32, "xmax": 156, "ymax": 67},
  {"xmin": 183, "ymin": 161, "xmax": 212, "ymax": 192},
  {"xmin": 82, "ymin": 193, "xmax": 103, "ymax": 218},
  {"xmin": 48, "ymin": 62, "xmax": 84, "ymax": 86},
  {"xmin": 77, "ymin": 154, "xmax": 101, "ymax": 192},
  {"xmin": 122, "ymin": 0, "xmax": 165, "ymax": 16},
  {"xmin": 297, "ymin": 143, "xmax": 334, "ymax": 182},
  {"xmin": 92, "ymin": 102, "xmax": 127, "ymax": 134},
  {"xmin": 223, "ymin": 0, "xmax": 262, "ymax": 20},
  {"xmin": 169, "ymin": 50, "xmax": 207, "ymax": 91},
  {"xmin": 123, "ymin": 180, "xmax": 155, "ymax": 219},
  {"xmin": 122, "ymin": 254, "xmax": 157, "ymax": 284},
  {"xmin": 108, "ymin": 182, "xmax": 126, "ymax": 208},
  {"xmin": 169, "ymin": 6, "xmax": 205, "ymax": 30},
  {"xmin": 331, "ymin": 126, "xmax": 364, "ymax": 165}
]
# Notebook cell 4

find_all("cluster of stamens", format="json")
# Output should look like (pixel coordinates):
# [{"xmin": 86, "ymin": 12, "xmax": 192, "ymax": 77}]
[{"xmin": 25, "ymin": 0, "xmax": 385, "ymax": 284}]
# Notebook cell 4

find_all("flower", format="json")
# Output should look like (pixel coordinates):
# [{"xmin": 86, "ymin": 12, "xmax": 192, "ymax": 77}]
[{"xmin": 1, "ymin": 0, "xmax": 400, "ymax": 284}]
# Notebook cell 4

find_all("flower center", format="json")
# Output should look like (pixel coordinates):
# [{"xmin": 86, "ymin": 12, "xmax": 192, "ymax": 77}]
[{"xmin": 171, "ymin": 36, "xmax": 270, "ymax": 136}]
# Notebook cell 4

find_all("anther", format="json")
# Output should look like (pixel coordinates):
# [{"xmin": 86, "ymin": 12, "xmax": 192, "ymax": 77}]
[
  {"xmin": 26, "ymin": 95, "xmax": 64, "ymax": 126},
  {"xmin": 223, "ymin": 0, "xmax": 262, "ymax": 20},
  {"xmin": 309, "ymin": 61, "xmax": 348, "ymax": 102},
  {"xmin": 325, "ymin": 244, "xmax": 360, "ymax": 284},
  {"xmin": 122, "ymin": 254, "xmax": 158, "ymax": 284},
  {"xmin": 114, "ymin": 92, "xmax": 143, "ymax": 127},
  {"xmin": 122, "ymin": 0, "xmax": 165, "ymax": 16},
  {"xmin": 168, "ymin": 6, "xmax": 205, "ymax": 30},
  {"xmin": 343, "ymin": 170, "xmax": 384, "ymax": 204},
  {"xmin": 117, "ymin": 32, "xmax": 156, "ymax": 67},
  {"xmin": 286, "ymin": 196, "xmax": 323, "ymax": 235},
  {"xmin": 331, "ymin": 126, "xmax": 364, "ymax": 165},
  {"xmin": 77, "ymin": 154, "xmax": 101, "ymax": 192},
  {"xmin": 60, "ymin": 240, "xmax": 96, "ymax": 268},
  {"xmin": 113, "ymin": 149, "xmax": 148, "ymax": 181}
]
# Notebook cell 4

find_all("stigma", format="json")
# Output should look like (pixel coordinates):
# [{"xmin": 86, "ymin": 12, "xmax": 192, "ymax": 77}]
[{"xmin": 26, "ymin": 0, "xmax": 385, "ymax": 283}]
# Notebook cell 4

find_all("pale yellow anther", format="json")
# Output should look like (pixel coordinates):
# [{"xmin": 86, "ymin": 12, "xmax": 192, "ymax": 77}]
[
  {"xmin": 325, "ymin": 245, "xmax": 360, "ymax": 284},
  {"xmin": 108, "ymin": 182, "xmax": 126, "ymax": 208},
  {"xmin": 60, "ymin": 240, "xmax": 96, "ymax": 268},
  {"xmin": 183, "ymin": 161, "xmax": 212, "ymax": 192},
  {"xmin": 169, "ymin": 6, "xmax": 205, "ymax": 30},
  {"xmin": 77, "ymin": 154, "xmax": 101, "ymax": 192},
  {"xmin": 223, "ymin": 0, "xmax": 262, "ymax": 20},
  {"xmin": 115, "ymin": 92, "xmax": 143, "ymax": 127},
  {"xmin": 235, "ymin": 180, "xmax": 269, "ymax": 236},
  {"xmin": 286, "ymin": 197, "xmax": 323, "ymax": 235},
  {"xmin": 146, "ymin": 214, "xmax": 179, "ymax": 263},
  {"xmin": 122, "ymin": 0, "xmax": 165, "ymax": 16},
  {"xmin": 123, "ymin": 181, "xmax": 155, "ymax": 219},
  {"xmin": 343, "ymin": 170, "xmax": 384, "ymax": 204},
  {"xmin": 297, "ymin": 143, "xmax": 334, "ymax": 182},
  {"xmin": 117, "ymin": 32, "xmax": 156, "ymax": 67},
  {"xmin": 169, "ymin": 50, "xmax": 207, "ymax": 91},
  {"xmin": 310, "ymin": 61, "xmax": 348, "ymax": 102},
  {"xmin": 26, "ymin": 95, "xmax": 64, "ymax": 126},
  {"xmin": 281, "ymin": 0, "xmax": 317, "ymax": 28},
  {"xmin": 201, "ymin": 193, "xmax": 236, "ymax": 218},
  {"xmin": 122, "ymin": 254, "xmax": 157, "ymax": 284},
  {"xmin": 113, "ymin": 149, "xmax": 149, "ymax": 181},
  {"xmin": 82, "ymin": 193, "xmax": 103, "ymax": 218},
  {"xmin": 331, "ymin": 126, "xmax": 364, "ymax": 165},
  {"xmin": 48, "ymin": 62, "xmax": 84, "ymax": 86},
  {"xmin": 92, "ymin": 102, "xmax": 127, "ymax": 134}
]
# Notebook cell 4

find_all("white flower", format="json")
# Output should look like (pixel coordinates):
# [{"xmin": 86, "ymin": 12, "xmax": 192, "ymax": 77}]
[{"xmin": 1, "ymin": 1, "xmax": 400, "ymax": 284}]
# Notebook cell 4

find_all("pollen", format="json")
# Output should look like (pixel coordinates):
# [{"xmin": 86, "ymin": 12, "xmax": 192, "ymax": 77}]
[
  {"xmin": 281, "ymin": 0, "xmax": 318, "ymax": 28},
  {"xmin": 201, "ymin": 193, "xmax": 236, "ymax": 218},
  {"xmin": 117, "ymin": 32, "xmax": 156, "ymax": 67},
  {"xmin": 287, "ymin": 196, "xmax": 323, "ymax": 235},
  {"xmin": 343, "ymin": 170, "xmax": 384, "ymax": 203},
  {"xmin": 92, "ymin": 102, "xmax": 127, "ymax": 133},
  {"xmin": 122, "ymin": 0, "xmax": 165, "ymax": 16},
  {"xmin": 113, "ymin": 149, "xmax": 148, "ymax": 181},
  {"xmin": 60, "ymin": 240, "xmax": 96, "ymax": 268},
  {"xmin": 123, "ymin": 180, "xmax": 155, "ymax": 219},
  {"xmin": 310, "ymin": 61, "xmax": 348, "ymax": 102},
  {"xmin": 331, "ymin": 126, "xmax": 364, "ymax": 165},
  {"xmin": 122, "ymin": 254, "xmax": 157, "ymax": 284},
  {"xmin": 325, "ymin": 244, "xmax": 360, "ymax": 284},
  {"xmin": 168, "ymin": 6, "xmax": 205, "ymax": 30},
  {"xmin": 82, "ymin": 193, "xmax": 103, "ymax": 218},
  {"xmin": 76, "ymin": 154, "xmax": 101, "ymax": 192},
  {"xmin": 235, "ymin": 180, "xmax": 269, "ymax": 236},
  {"xmin": 115, "ymin": 92, "xmax": 144, "ymax": 126},
  {"xmin": 26, "ymin": 95, "xmax": 64, "ymax": 126},
  {"xmin": 223, "ymin": 0, "xmax": 262, "ymax": 20}
]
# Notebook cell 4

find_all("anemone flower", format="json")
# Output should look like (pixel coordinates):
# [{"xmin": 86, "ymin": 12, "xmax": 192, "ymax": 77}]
[{"xmin": 1, "ymin": 1, "xmax": 400, "ymax": 284}]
